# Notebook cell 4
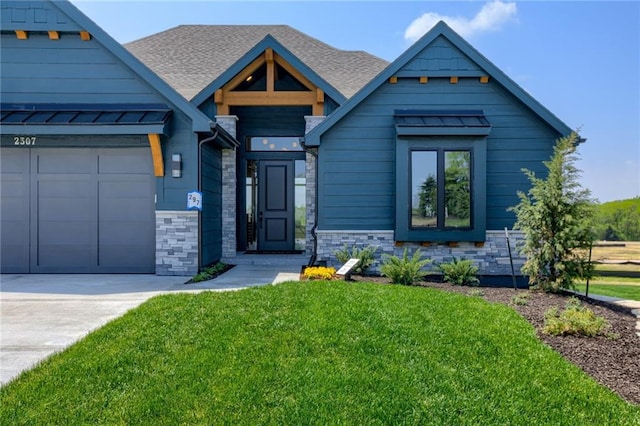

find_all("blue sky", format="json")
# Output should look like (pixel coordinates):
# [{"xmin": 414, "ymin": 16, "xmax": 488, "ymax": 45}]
[{"xmin": 71, "ymin": 0, "xmax": 639, "ymax": 203}]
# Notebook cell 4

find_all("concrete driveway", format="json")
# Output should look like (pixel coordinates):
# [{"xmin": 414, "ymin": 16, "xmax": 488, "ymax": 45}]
[{"xmin": 0, "ymin": 267, "xmax": 301, "ymax": 387}]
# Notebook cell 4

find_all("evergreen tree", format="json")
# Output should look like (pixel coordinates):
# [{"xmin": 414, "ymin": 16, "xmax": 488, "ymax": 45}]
[{"xmin": 509, "ymin": 132, "xmax": 596, "ymax": 292}]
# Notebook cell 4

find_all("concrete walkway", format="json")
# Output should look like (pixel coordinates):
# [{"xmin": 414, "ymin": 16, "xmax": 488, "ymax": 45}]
[{"xmin": 0, "ymin": 264, "xmax": 302, "ymax": 386}]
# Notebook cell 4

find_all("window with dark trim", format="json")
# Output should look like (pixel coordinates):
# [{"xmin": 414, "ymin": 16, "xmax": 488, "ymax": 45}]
[
  {"xmin": 411, "ymin": 149, "xmax": 472, "ymax": 230},
  {"xmin": 395, "ymin": 137, "xmax": 486, "ymax": 242}
]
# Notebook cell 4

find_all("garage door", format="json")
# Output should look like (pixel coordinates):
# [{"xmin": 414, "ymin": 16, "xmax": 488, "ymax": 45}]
[{"xmin": 0, "ymin": 148, "xmax": 155, "ymax": 273}]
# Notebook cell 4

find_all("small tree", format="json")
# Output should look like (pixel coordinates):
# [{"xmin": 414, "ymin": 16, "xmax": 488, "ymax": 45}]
[{"xmin": 509, "ymin": 132, "xmax": 596, "ymax": 292}]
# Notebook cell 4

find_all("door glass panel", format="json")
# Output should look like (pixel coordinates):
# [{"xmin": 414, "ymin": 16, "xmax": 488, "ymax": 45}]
[
  {"xmin": 265, "ymin": 165, "xmax": 286, "ymax": 210},
  {"xmin": 411, "ymin": 151, "xmax": 437, "ymax": 228},
  {"xmin": 444, "ymin": 151, "xmax": 471, "ymax": 228},
  {"xmin": 247, "ymin": 137, "xmax": 303, "ymax": 152},
  {"xmin": 246, "ymin": 160, "xmax": 258, "ymax": 251},
  {"xmin": 294, "ymin": 160, "xmax": 306, "ymax": 251}
]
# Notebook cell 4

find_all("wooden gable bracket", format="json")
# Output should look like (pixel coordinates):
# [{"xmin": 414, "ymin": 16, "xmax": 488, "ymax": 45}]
[
  {"xmin": 450, "ymin": 77, "xmax": 459, "ymax": 84},
  {"xmin": 214, "ymin": 89, "xmax": 224, "ymax": 105},
  {"xmin": 480, "ymin": 76, "xmax": 489, "ymax": 84},
  {"xmin": 15, "ymin": 30, "xmax": 28, "ymax": 40},
  {"xmin": 148, "ymin": 134, "xmax": 164, "ymax": 177},
  {"xmin": 80, "ymin": 31, "xmax": 91, "ymax": 41},
  {"xmin": 48, "ymin": 31, "xmax": 60, "ymax": 40},
  {"xmin": 389, "ymin": 76, "xmax": 398, "ymax": 84},
  {"xmin": 419, "ymin": 76, "xmax": 428, "ymax": 84}
]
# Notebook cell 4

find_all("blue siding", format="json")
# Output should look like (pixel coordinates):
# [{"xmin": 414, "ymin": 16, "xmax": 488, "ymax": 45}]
[
  {"xmin": 1, "ymin": 34, "xmax": 164, "ymax": 104},
  {"xmin": 233, "ymin": 106, "xmax": 310, "ymax": 140},
  {"xmin": 156, "ymin": 113, "xmax": 200, "ymax": 210},
  {"xmin": 201, "ymin": 144, "xmax": 223, "ymax": 265},
  {"xmin": 1, "ymin": 1, "xmax": 203, "ymax": 212},
  {"xmin": 319, "ymin": 75, "xmax": 560, "ymax": 232}
]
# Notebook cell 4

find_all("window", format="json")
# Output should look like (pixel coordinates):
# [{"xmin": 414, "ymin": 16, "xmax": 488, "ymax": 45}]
[
  {"xmin": 411, "ymin": 150, "xmax": 471, "ymax": 230},
  {"xmin": 396, "ymin": 138, "xmax": 486, "ymax": 242}
]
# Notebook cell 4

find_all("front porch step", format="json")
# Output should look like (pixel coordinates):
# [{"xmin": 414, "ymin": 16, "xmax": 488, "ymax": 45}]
[{"xmin": 221, "ymin": 253, "xmax": 310, "ymax": 267}]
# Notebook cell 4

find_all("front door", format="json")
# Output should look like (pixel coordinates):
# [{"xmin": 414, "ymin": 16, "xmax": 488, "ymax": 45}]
[{"xmin": 258, "ymin": 160, "xmax": 295, "ymax": 251}]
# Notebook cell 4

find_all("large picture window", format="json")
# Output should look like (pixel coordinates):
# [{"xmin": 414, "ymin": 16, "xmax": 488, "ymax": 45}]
[
  {"xmin": 396, "ymin": 138, "xmax": 486, "ymax": 242},
  {"xmin": 411, "ymin": 150, "xmax": 471, "ymax": 230}
]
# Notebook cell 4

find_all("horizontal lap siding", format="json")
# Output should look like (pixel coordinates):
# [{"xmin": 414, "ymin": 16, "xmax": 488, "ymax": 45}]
[
  {"xmin": 201, "ymin": 144, "xmax": 223, "ymax": 265},
  {"xmin": 1, "ymin": 34, "xmax": 162, "ymax": 104},
  {"xmin": 319, "ymin": 75, "xmax": 560, "ymax": 231}
]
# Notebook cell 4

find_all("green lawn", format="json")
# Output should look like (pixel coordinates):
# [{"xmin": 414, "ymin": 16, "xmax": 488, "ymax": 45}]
[
  {"xmin": 575, "ymin": 281, "xmax": 640, "ymax": 301},
  {"xmin": 1, "ymin": 282, "xmax": 638, "ymax": 424}
]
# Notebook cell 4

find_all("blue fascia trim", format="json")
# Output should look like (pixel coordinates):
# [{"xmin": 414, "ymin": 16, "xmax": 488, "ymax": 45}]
[
  {"xmin": 51, "ymin": 0, "xmax": 214, "ymax": 133},
  {"xmin": 0, "ymin": 123, "xmax": 168, "ymax": 136},
  {"xmin": 305, "ymin": 21, "xmax": 575, "ymax": 147},
  {"xmin": 191, "ymin": 34, "xmax": 346, "ymax": 108}
]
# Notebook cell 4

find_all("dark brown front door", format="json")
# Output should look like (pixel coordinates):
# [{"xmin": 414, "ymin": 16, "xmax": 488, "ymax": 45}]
[{"xmin": 258, "ymin": 160, "xmax": 294, "ymax": 251}]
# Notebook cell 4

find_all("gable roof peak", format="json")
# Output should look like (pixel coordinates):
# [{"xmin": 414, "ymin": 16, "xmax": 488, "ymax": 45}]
[{"xmin": 305, "ymin": 18, "xmax": 573, "ymax": 145}]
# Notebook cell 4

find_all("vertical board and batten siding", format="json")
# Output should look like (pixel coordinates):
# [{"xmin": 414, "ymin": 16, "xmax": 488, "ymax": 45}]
[
  {"xmin": 201, "ymin": 144, "xmax": 223, "ymax": 265},
  {"xmin": 318, "ymin": 36, "xmax": 561, "ymax": 232}
]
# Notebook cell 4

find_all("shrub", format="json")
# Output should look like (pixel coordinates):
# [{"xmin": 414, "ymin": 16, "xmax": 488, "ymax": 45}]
[
  {"xmin": 543, "ymin": 297, "xmax": 610, "ymax": 337},
  {"xmin": 439, "ymin": 257, "xmax": 479, "ymax": 286},
  {"xmin": 380, "ymin": 248, "xmax": 432, "ymax": 286},
  {"xmin": 468, "ymin": 289, "xmax": 484, "ymax": 297},
  {"xmin": 303, "ymin": 266, "xmax": 336, "ymax": 281},
  {"xmin": 333, "ymin": 244, "xmax": 378, "ymax": 275},
  {"xmin": 511, "ymin": 292, "xmax": 531, "ymax": 306},
  {"xmin": 192, "ymin": 262, "xmax": 228, "ymax": 282}
]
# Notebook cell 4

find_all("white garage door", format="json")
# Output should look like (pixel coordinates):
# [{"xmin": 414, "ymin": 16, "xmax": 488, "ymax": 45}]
[{"xmin": 0, "ymin": 147, "xmax": 155, "ymax": 273}]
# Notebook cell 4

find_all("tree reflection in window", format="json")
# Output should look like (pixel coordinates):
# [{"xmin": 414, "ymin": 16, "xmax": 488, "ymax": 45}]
[
  {"xmin": 444, "ymin": 151, "xmax": 471, "ymax": 228},
  {"xmin": 412, "ymin": 151, "xmax": 437, "ymax": 227},
  {"xmin": 412, "ymin": 150, "xmax": 471, "ymax": 229}
]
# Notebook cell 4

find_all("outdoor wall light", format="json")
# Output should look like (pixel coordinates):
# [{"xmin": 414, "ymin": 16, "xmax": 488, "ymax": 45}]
[{"xmin": 171, "ymin": 153, "xmax": 182, "ymax": 178}]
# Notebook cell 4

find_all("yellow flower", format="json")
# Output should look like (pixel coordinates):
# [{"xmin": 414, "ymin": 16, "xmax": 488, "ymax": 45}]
[{"xmin": 303, "ymin": 266, "xmax": 336, "ymax": 280}]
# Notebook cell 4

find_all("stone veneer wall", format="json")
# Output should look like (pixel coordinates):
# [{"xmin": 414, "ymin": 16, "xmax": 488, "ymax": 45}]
[
  {"xmin": 216, "ymin": 115, "xmax": 238, "ymax": 258},
  {"xmin": 305, "ymin": 151, "xmax": 316, "ymax": 256},
  {"xmin": 304, "ymin": 116, "xmax": 324, "ymax": 256},
  {"xmin": 156, "ymin": 211, "xmax": 199, "ymax": 276},
  {"xmin": 315, "ymin": 230, "xmax": 525, "ymax": 276}
]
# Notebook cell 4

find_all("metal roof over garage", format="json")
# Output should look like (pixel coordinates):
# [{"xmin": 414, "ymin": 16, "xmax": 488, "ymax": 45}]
[{"xmin": 0, "ymin": 103, "xmax": 173, "ymax": 135}]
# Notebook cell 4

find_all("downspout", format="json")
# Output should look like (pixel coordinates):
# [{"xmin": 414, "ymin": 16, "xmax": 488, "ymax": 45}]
[
  {"xmin": 300, "ymin": 138, "xmax": 318, "ymax": 266},
  {"xmin": 196, "ymin": 127, "xmax": 219, "ymax": 271}
]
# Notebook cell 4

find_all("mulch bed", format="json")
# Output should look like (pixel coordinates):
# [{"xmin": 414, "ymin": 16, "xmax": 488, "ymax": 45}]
[{"xmin": 350, "ymin": 275, "xmax": 640, "ymax": 405}]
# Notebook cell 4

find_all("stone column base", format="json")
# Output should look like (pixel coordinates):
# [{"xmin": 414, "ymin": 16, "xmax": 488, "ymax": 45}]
[{"xmin": 155, "ymin": 211, "xmax": 199, "ymax": 276}]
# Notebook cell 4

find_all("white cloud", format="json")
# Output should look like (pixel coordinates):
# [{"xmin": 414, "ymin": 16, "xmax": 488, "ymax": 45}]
[{"xmin": 404, "ymin": 0, "xmax": 518, "ymax": 42}]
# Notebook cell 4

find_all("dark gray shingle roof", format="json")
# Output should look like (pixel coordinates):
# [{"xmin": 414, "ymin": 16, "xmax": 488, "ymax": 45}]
[{"xmin": 125, "ymin": 25, "xmax": 389, "ymax": 101}]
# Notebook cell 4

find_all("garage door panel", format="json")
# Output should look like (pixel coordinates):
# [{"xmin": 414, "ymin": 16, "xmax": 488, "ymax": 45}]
[
  {"xmin": 99, "ymin": 179, "xmax": 152, "ymax": 198},
  {"xmin": 0, "ymin": 149, "xmax": 30, "ymax": 273},
  {"xmin": 36, "ymin": 151, "xmax": 94, "ymax": 174},
  {"xmin": 37, "ymin": 197, "xmax": 94, "ymax": 221},
  {"xmin": 38, "ymin": 221, "xmax": 94, "ymax": 244},
  {"xmin": 99, "ymin": 221, "xmax": 154, "ymax": 244},
  {"xmin": 98, "ymin": 151, "xmax": 151, "ymax": 174},
  {"xmin": 1, "ymin": 147, "xmax": 155, "ymax": 273},
  {"xmin": 36, "ymin": 244, "xmax": 94, "ymax": 271},
  {"xmin": 99, "ymin": 248, "xmax": 154, "ymax": 272}
]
